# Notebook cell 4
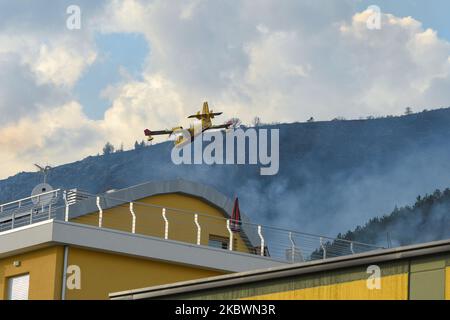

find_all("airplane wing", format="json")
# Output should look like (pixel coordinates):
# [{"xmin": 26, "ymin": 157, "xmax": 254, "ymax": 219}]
[
  {"xmin": 144, "ymin": 128, "xmax": 175, "ymax": 141},
  {"xmin": 203, "ymin": 123, "xmax": 232, "ymax": 131},
  {"xmin": 188, "ymin": 112, "xmax": 223, "ymax": 119},
  {"xmin": 144, "ymin": 129, "xmax": 173, "ymax": 136}
]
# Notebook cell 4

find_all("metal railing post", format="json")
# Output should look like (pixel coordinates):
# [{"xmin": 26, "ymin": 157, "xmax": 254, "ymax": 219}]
[
  {"xmin": 162, "ymin": 208, "xmax": 169, "ymax": 240},
  {"xmin": 194, "ymin": 214, "xmax": 201, "ymax": 245},
  {"xmin": 258, "ymin": 225, "xmax": 264, "ymax": 256},
  {"xmin": 226, "ymin": 219, "xmax": 233, "ymax": 251},
  {"xmin": 11, "ymin": 212, "xmax": 15, "ymax": 229},
  {"xmin": 320, "ymin": 237, "xmax": 326, "ymax": 259},
  {"xmin": 96, "ymin": 196, "xmax": 103, "ymax": 228},
  {"xmin": 29, "ymin": 209, "xmax": 33, "ymax": 224},
  {"xmin": 289, "ymin": 232, "xmax": 295, "ymax": 263},
  {"xmin": 350, "ymin": 242, "xmax": 355, "ymax": 254},
  {"xmin": 63, "ymin": 190, "xmax": 70, "ymax": 221},
  {"xmin": 48, "ymin": 203, "xmax": 52, "ymax": 220},
  {"xmin": 129, "ymin": 202, "xmax": 136, "ymax": 234}
]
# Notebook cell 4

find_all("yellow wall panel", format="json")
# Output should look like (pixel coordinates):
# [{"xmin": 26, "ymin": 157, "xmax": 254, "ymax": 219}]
[
  {"xmin": 65, "ymin": 247, "xmax": 224, "ymax": 300},
  {"xmin": 445, "ymin": 267, "xmax": 450, "ymax": 300},
  {"xmin": 243, "ymin": 274, "xmax": 408, "ymax": 300},
  {"xmin": 71, "ymin": 193, "xmax": 251, "ymax": 254},
  {"xmin": 0, "ymin": 246, "xmax": 64, "ymax": 300}
]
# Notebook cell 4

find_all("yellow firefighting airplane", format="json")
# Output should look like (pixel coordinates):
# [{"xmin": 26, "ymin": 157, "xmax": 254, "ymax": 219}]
[{"xmin": 144, "ymin": 101, "xmax": 232, "ymax": 147}]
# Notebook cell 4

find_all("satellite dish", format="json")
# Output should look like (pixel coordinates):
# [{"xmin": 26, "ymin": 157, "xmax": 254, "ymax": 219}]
[{"xmin": 31, "ymin": 183, "xmax": 55, "ymax": 206}]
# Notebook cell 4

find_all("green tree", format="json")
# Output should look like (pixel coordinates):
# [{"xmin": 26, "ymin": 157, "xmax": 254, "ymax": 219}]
[
  {"xmin": 134, "ymin": 140, "xmax": 146, "ymax": 150},
  {"xmin": 102, "ymin": 142, "xmax": 115, "ymax": 155},
  {"xmin": 116, "ymin": 143, "xmax": 124, "ymax": 153},
  {"xmin": 252, "ymin": 116, "xmax": 261, "ymax": 127}
]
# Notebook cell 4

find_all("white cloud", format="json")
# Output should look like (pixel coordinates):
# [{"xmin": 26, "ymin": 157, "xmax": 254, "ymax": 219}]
[
  {"xmin": 0, "ymin": 52, "xmax": 74, "ymax": 125},
  {"xmin": 32, "ymin": 44, "xmax": 97, "ymax": 87},
  {"xmin": 337, "ymin": 9, "xmax": 450, "ymax": 115},
  {"xmin": 96, "ymin": 1, "xmax": 450, "ymax": 123},
  {"xmin": 0, "ymin": 1, "xmax": 104, "ymax": 176},
  {"xmin": 100, "ymin": 73, "xmax": 187, "ymax": 146},
  {"xmin": 0, "ymin": 1, "xmax": 101, "ymax": 88},
  {"xmin": 0, "ymin": 101, "xmax": 102, "ymax": 177},
  {"xmin": 0, "ymin": 73, "xmax": 186, "ymax": 177},
  {"xmin": 0, "ymin": 1, "xmax": 103, "ymax": 117}
]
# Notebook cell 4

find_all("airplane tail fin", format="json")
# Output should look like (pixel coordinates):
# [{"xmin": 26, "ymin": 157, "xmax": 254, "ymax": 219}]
[
  {"xmin": 202, "ymin": 101, "xmax": 209, "ymax": 114},
  {"xmin": 188, "ymin": 102, "xmax": 222, "ymax": 119}
]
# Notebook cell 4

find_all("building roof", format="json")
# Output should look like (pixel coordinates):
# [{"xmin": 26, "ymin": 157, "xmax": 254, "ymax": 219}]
[
  {"xmin": 65, "ymin": 179, "xmax": 249, "ymax": 222},
  {"xmin": 0, "ymin": 179, "xmax": 275, "ymax": 272},
  {"xmin": 0, "ymin": 179, "xmax": 251, "ymax": 225},
  {"xmin": 0, "ymin": 219, "xmax": 285, "ymax": 272},
  {"xmin": 62, "ymin": 179, "xmax": 260, "ymax": 246},
  {"xmin": 109, "ymin": 237, "xmax": 450, "ymax": 300}
]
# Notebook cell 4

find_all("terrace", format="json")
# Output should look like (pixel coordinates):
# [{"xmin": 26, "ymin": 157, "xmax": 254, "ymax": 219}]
[{"xmin": 0, "ymin": 186, "xmax": 384, "ymax": 265}]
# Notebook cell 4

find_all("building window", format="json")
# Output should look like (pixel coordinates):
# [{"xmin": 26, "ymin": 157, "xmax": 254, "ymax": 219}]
[
  {"xmin": 208, "ymin": 235, "xmax": 229, "ymax": 250},
  {"xmin": 7, "ymin": 273, "xmax": 30, "ymax": 300}
]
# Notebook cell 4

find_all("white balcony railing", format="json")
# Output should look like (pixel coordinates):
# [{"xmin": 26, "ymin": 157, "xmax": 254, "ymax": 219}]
[
  {"xmin": 0, "ymin": 189, "xmax": 384, "ymax": 263},
  {"xmin": 0, "ymin": 189, "xmax": 60, "ymax": 230}
]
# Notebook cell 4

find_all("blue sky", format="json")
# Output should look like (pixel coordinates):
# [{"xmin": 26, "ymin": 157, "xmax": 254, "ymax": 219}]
[{"xmin": 74, "ymin": 33, "xmax": 149, "ymax": 119}]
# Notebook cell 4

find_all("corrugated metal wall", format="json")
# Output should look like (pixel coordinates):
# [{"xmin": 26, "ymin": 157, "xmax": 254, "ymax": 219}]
[
  {"xmin": 245, "ymin": 274, "xmax": 407, "ymax": 300},
  {"xmin": 169, "ymin": 261, "xmax": 409, "ymax": 300},
  {"xmin": 163, "ymin": 254, "xmax": 450, "ymax": 300}
]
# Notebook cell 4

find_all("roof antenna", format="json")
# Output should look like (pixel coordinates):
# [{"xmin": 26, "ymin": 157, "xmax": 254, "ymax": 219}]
[
  {"xmin": 31, "ymin": 164, "xmax": 55, "ymax": 204},
  {"xmin": 34, "ymin": 164, "xmax": 52, "ymax": 184}
]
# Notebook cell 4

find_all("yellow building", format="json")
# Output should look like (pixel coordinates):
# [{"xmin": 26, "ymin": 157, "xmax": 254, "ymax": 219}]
[
  {"xmin": 0, "ymin": 179, "xmax": 285, "ymax": 300},
  {"xmin": 110, "ymin": 238, "xmax": 450, "ymax": 300}
]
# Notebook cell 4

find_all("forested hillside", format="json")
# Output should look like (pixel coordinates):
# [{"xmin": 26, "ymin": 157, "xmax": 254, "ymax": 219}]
[{"xmin": 339, "ymin": 188, "xmax": 450, "ymax": 247}]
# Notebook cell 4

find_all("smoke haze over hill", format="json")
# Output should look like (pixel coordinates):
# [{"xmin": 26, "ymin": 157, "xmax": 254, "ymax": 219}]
[{"xmin": 1, "ymin": 108, "xmax": 450, "ymax": 240}]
